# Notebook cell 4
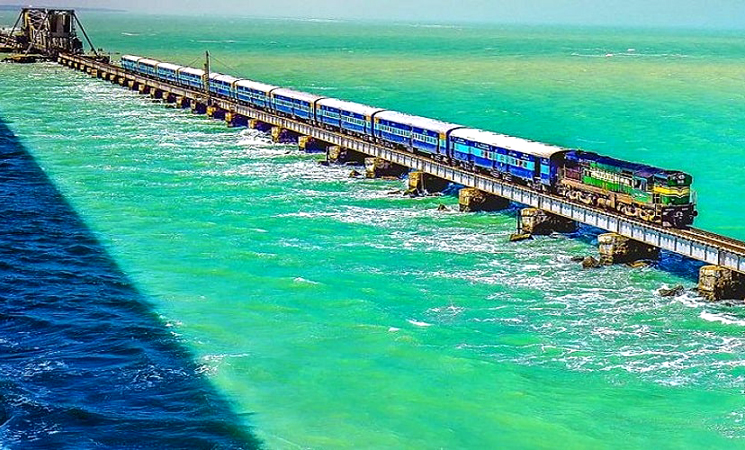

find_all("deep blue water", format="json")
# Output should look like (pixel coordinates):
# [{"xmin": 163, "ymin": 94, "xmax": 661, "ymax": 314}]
[{"xmin": 0, "ymin": 119, "xmax": 260, "ymax": 448}]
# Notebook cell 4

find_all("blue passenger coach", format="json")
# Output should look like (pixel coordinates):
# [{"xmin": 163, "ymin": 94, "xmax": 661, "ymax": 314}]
[
  {"xmin": 374, "ymin": 111, "xmax": 461, "ymax": 155},
  {"xmin": 137, "ymin": 58, "xmax": 160, "ymax": 78},
  {"xmin": 235, "ymin": 79, "xmax": 277, "ymax": 110},
  {"xmin": 156, "ymin": 62, "xmax": 182, "ymax": 84},
  {"xmin": 177, "ymin": 67, "xmax": 205, "ymax": 90},
  {"xmin": 449, "ymin": 129, "xmax": 569, "ymax": 187},
  {"xmin": 121, "ymin": 55, "xmax": 142, "ymax": 72},
  {"xmin": 209, "ymin": 73, "xmax": 239, "ymax": 99},
  {"xmin": 315, "ymin": 98, "xmax": 383, "ymax": 136},
  {"xmin": 271, "ymin": 89, "xmax": 326, "ymax": 121}
]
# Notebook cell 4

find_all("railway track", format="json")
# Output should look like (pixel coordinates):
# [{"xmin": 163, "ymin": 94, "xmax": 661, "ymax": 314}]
[{"xmin": 677, "ymin": 227, "xmax": 745, "ymax": 253}]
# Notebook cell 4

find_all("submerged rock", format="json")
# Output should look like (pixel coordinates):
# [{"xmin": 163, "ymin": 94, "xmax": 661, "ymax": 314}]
[
  {"xmin": 437, "ymin": 204, "xmax": 448, "ymax": 212},
  {"xmin": 658, "ymin": 285, "xmax": 685, "ymax": 297},
  {"xmin": 570, "ymin": 256, "xmax": 586, "ymax": 263},
  {"xmin": 627, "ymin": 260, "xmax": 652, "ymax": 269},
  {"xmin": 348, "ymin": 169, "xmax": 362, "ymax": 178},
  {"xmin": 581, "ymin": 256, "xmax": 600, "ymax": 269}
]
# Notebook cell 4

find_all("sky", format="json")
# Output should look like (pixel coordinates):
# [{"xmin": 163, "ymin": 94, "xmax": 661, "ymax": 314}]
[{"xmin": 2, "ymin": 0, "xmax": 745, "ymax": 28}]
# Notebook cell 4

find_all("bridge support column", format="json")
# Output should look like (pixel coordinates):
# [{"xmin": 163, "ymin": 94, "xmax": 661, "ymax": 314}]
[
  {"xmin": 137, "ymin": 83, "xmax": 148, "ymax": 94},
  {"xmin": 248, "ymin": 119, "xmax": 272, "ymax": 133},
  {"xmin": 207, "ymin": 105, "xmax": 226, "ymax": 119},
  {"xmin": 149, "ymin": 88, "xmax": 162, "ymax": 99},
  {"xmin": 598, "ymin": 233, "xmax": 659, "ymax": 265},
  {"xmin": 271, "ymin": 126, "xmax": 299, "ymax": 144},
  {"xmin": 326, "ymin": 145, "xmax": 366, "ymax": 164},
  {"xmin": 225, "ymin": 112, "xmax": 248, "ymax": 127},
  {"xmin": 406, "ymin": 171, "xmax": 449, "ymax": 196},
  {"xmin": 698, "ymin": 266, "xmax": 745, "ymax": 301},
  {"xmin": 161, "ymin": 91, "xmax": 175, "ymax": 103},
  {"xmin": 364, "ymin": 157, "xmax": 407, "ymax": 179},
  {"xmin": 191, "ymin": 102, "xmax": 207, "ymax": 115},
  {"xmin": 519, "ymin": 208, "xmax": 577, "ymax": 235},
  {"xmin": 458, "ymin": 187, "xmax": 509, "ymax": 212},
  {"xmin": 175, "ymin": 96, "xmax": 189, "ymax": 108},
  {"xmin": 299, "ymin": 136, "xmax": 326, "ymax": 152}
]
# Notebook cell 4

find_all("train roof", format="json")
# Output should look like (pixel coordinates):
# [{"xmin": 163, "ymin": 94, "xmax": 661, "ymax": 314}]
[
  {"xmin": 179, "ymin": 66, "xmax": 205, "ymax": 76},
  {"xmin": 137, "ymin": 58, "xmax": 160, "ymax": 67},
  {"xmin": 271, "ymin": 88, "xmax": 326, "ymax": 104},
  {"xmin": 316, "ymin": 98, "xmax": 384, "ymax": 117},
  {"xmin": 156, "ymin": 62, "xmax": 182, "ymax": 71},
  {"xmin": 375, "ymin": 110, "xmax": 462, "ymax": 134},
  {"xmin": 121, "ymin": 54, "xmax": 142, "ymax": 62},
  {"xmin": 209, "ymin": 73, "xmax": 240, "ymax": 84},
  {"xmin": 317, "ymin": 98, "xmax": 384, "ymax": 116},
  {"xmin": 451, "ymin": 128, "xmax": 569, "ymax": 159},
  {"xmin": 234, "ymin": 79, "xmax": 277, "ymax": 93}
]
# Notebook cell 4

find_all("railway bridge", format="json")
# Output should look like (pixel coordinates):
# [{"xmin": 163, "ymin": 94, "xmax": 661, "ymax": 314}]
[{"xmin": 43, "ymin": 51, "xmax": 745, "ymax": 301}]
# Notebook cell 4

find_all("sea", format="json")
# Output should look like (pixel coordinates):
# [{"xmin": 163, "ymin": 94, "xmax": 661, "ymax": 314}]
[{"xmin": 1, "ymin": 11, "xmax": 745, "ymax": 449}]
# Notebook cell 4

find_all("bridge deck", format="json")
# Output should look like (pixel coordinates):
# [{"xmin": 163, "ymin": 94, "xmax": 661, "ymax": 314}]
[{"xmin": 57, "ymin": 53, "xmax": 745, "ymax": 275}]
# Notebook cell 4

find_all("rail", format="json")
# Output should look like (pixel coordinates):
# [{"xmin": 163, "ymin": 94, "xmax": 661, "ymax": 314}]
[{"xmin": 57, "ymin": 53, "xmax": 745, "ymax": 275}]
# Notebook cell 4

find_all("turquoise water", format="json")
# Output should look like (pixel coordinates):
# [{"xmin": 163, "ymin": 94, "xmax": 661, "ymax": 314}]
[{"xmin": 3, "ymin": 12, "xmax": 745, "ymax": 448}]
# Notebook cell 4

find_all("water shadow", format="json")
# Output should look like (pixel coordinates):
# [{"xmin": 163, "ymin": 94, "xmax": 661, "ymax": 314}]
[{"xmin": 0, "ymin": 118, "xmax": 262, "ymax": 448}]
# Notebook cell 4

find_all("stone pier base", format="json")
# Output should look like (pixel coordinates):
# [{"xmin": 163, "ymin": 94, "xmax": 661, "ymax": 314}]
[
  {"xmin": 207, "ymin": 105, "xmax": 226, "ymax": 120},
  {"xmin": 364, "ymin": 157, "xmax": 407, "ymax": 178},
  {"xmin": 327, "ymin": 146, "xmax": 366, "ymax": 164},
  {"xmin": 520, "ymin": 208, "xmax": 577, "ymax": 235},
  {"xmin": 191, "ymin": 102, "xmax": 207, "ymax": 115},
  {"xmin": 406, "ymin": 171, "xmax": 449, "ymax": 196},
  {"xmin": 299, "ymin": 136, "xmax": 327, "ymax": 152},
  {"xmin": 175, "ymin": 96, "xmax": 189, "ymax": 108},
  {"xmin": 598, "ymin": 233, "xmax": 659, "ymax": 265},
  {"xmin": 225, "ymin": 112, "xmax": 248, "ymax": 127},
  {"xmin": 458, "ymin": 188, "xmax": 510, "ymax": 212},
  {"xmin": 249, "ymin": 119, "xmax": 273, "ymax": 133},
  {"xmin": 271, "ymin": 126, "xmax": 299, "ymax": 144},
  {"xmin": 698, "ymin": 266, "xmax": 745, "ymax": 301}
]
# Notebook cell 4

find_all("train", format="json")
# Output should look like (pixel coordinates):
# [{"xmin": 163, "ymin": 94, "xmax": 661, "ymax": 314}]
[{"xmin": 120, "ymin": 54, "xmax": 697, "ymax": 228}]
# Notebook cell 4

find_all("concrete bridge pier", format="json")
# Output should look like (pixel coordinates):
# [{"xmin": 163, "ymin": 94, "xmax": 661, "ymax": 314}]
[
  {"xmin": 598, "ymin": 233, "xmax": 659, "ymax": 266},
  {"xmin": 271, "ymin": 126, "xmax": 299, "ymax": 144},
  {"xmin": 191, "ymin": 102, "xmax": 207, "ymax": 115},
  {"xmin": 698, "ymin": 266, "xmax": 745, "ymax": 301},
  {"xmin": 161, "ymin": 91, "xmax": 176, "ymax": 104},
  {"xmin": 364, "ymin": 157, "xmax": 407, "ymax": 179},
  {"xmin": 299, "ymin": 136, "xmax": 327, "ymax": 153},
  {"xmin": 225, "ymin": 112, "xmax": 248, "ymax": 127},
  {"xmin": 175, "ymin": 96, "xmax": 189, "ymax": 108},
  {"xmin": 206, "ymin": 105, "xmax": 226, "ymax": 119},
  {"xmin": 519, "ymin": 208, "xmax": 577, "ymax": 235},
  {"xmin": 458, "ymin": 187, "xmax": 510, "ymax": 212},
  {"xmin": 248, "ymin": 119, "xmax": 272, "ymax": 133},
  {"xmin": 326, "ymin": 145, "xmax": 366, "ymax": 164},
  {"xmin": 149, "ymin": 87, "xmax": 163, "ymax": 99},
  {"xmin": 406, "ymin": 171, "xmax": 449, "ymax": 196}
]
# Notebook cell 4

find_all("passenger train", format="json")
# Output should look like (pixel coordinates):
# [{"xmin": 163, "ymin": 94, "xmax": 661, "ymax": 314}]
[{"xmin": 120, "ymin": 54, "xmax": 697, "ymax": 228}]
